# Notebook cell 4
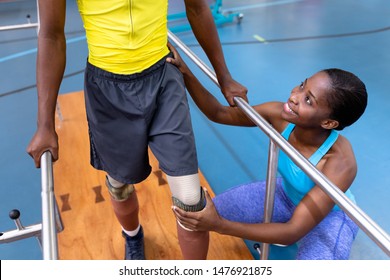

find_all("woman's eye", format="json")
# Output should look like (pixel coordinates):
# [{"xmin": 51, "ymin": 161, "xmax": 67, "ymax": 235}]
[
  {"xmin": 305, "ymin": 96, "xmax": 311, "ymax": 105},
  {"xmin": 299, "ymin": 82, "xmax": 304, "ymax": 89}
]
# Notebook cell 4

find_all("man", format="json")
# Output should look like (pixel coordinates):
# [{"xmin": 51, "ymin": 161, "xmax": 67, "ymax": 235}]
[{"xmin": 27, "ymin": 0, "xmax": 247, "ymax": 260}]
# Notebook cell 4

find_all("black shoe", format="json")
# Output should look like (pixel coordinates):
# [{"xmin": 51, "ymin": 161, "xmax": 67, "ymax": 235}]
[{"xmin": 122, "ymin": 226, "xmax": 145, "ymax": 260}]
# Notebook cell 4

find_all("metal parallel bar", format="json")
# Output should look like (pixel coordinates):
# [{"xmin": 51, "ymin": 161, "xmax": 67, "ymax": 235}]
[
  {"xmin": 0, "ymin": 23, "xmax": 39, "ymax": 31},
  {"xmin": 168, "ymin": 30, "xmax": 390, "ymax": 257},
  {"xmin": 0, "ymin": 152, "xmax": 63, "ymax": 258},
  {"xmin": 168, "ymin": 31, "xmax": 219, "ymax": 86},
  {"xmin": 40, "ymin": 151, "xmax": 59, "ymax": 260},
  {"xmin": 260, "ymin": 140, "xmax": 279, "ymax": 260},
  {"xmin": 0, "ymin": 0, "xmax": 40, "ymax": 32},
  {"xmin": 234, "ymin": 98, "xmax": 390, "ymax": 257},
  {"xmin": 36, "ymin": 0, "xmax": 40, "ymax": 34},
  {"xmin": 0, "ymin": 1, "xmax": 60, "ymax": 259},
  {"xmin": 0, "ymin": 224, "xmax": 42, "ymax": 244}
]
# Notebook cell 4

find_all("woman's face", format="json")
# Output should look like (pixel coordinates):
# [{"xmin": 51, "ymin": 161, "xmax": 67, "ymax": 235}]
[{"xmin": 281, "ymin": 71, "xmax": 333, "ymax": 128}]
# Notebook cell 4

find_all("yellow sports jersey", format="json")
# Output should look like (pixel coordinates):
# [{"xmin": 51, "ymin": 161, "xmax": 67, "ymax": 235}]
[{"xmin": 77, "ymin": 0, "xmax": 169, "ymax": 74}]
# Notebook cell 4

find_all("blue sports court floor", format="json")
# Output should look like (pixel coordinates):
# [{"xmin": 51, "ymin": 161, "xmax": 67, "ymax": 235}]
[{"xmin": 0, "ymin": 0, "xmax": 389, "ymax": 259}]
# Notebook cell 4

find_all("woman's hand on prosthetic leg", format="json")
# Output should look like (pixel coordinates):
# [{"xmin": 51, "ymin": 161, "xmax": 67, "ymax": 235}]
[
  {"xmin": 167, "ymin": 173, "xmax": 210, "ymax": 260},
  {"xmin": 172, "ymin": 187, "xmax": 223, "ymax": 233}
]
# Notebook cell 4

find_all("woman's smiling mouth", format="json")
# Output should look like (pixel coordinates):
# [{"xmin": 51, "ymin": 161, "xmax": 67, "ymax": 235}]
[{"xmin": 284, "ymin": 102, "xmax": 298, "ymax": 116}]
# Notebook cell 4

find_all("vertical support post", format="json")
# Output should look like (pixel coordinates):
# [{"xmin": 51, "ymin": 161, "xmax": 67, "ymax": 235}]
[
  {"xmin": 36, "ymin": 0, "xmax": 40, "ymax": 34},
  {"xmin": 260, "ymin": 140, "xmax": 279, "ymax": 260},
  {"xmin": 40, "ymin": 151, "xmax": 58, "ymax": 260}
]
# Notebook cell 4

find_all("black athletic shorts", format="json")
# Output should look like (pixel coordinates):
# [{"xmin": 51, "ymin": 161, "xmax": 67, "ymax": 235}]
[{"xmin": 84, "ymin": 53, "xmax": 198, "ymax": 184}]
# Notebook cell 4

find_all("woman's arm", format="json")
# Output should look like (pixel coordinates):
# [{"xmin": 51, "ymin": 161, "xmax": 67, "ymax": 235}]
[
  {"xmin": 173, "ymin": 188, "xmax": 303, "ymax": 245},
  {"xmin": 173, "ymin": 138, "xmax": 357, "ymax": 245}
]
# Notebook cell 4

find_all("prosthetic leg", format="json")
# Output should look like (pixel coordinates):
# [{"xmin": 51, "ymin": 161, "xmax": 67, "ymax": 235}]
[{"xmin": 167, "ymin": 174, "xmax": 209, "ymax": 259}]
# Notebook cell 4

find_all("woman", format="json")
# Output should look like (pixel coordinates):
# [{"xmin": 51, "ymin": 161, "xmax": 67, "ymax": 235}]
[{"xmin": 166, "ymin": 44, "xmax": 367, "ymax": 260}]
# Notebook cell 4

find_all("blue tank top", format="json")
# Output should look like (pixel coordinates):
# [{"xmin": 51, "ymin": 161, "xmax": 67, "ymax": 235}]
[{"xmin": 278, "ymin": 123, "xmax": 355, "ymax": 211}]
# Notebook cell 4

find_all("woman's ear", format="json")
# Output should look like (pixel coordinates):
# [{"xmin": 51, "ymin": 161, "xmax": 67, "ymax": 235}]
[{"xmin": 321, "ymin": 119, "xmax": 339, "ymax": 129}]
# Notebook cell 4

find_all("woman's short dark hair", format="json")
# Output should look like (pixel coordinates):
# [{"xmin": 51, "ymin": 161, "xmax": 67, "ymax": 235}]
[{"xmin": 322, "ymin": 68, "xmax": 368, "ymax": 130}]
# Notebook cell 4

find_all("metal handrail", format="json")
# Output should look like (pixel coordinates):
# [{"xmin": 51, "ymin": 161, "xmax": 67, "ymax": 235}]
[
  {"xmin": 0, "ymin": 23, "xmax": 39, "ymax": 31},
  {"xmin": 40, "ymin": 151, "xmax": 62, "ymax": 260},
  {"xmin": 0, "ymin": 1, "xmax": 60, "ymax": 259},
  {"xmin": 0, "ymin": 0, "xmax": 40, "ymax": 32},
  {"xmin": 0, "ymin": 151, "xmax": 63, "ymax": 260},
  {"xmin": 168, "ymin": 30, "xmax": 390, "ymax": 258}
]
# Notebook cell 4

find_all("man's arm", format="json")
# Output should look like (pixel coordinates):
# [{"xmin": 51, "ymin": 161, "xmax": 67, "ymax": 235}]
[
  {"xmin": 26, "ymin": 0, "xmax": 67, "ymax": 167},
  {"xmin": 183, "ymin": 0, "xmax": 248, "ymax": 106}
]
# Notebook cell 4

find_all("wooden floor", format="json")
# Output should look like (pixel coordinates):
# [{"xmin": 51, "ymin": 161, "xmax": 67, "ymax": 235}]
[{"xmin": 54, "ymin": 91, "xmax": 253, "ymax": 260}]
